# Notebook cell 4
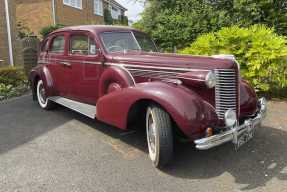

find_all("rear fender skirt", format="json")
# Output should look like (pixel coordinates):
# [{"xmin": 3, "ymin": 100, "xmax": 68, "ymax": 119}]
[{"xmin": 96, "ymin": 82, "xmax": 218, "ymax": 139}]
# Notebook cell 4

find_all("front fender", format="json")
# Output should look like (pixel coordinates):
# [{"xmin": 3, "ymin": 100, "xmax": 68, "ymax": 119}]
[
  {"xmin": 240, "ymin": 79, "xmax": 258, "ymax": 117},
  {"xmin": 97, "ymin": 82, "xmax": 218, "ymax": 139}
]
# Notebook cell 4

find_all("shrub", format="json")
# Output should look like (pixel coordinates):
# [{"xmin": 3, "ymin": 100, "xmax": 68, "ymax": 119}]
[
  {"xmin": 118, "ymin": 15, "xmax": 128, "ymax": 26},
  {"xmin": 0, "ymin": 67, "xmax": 27, "ymax": 87},
  {"xmin": 104, "ymin": 9, "xmax": 113, "ymax": 25},
  {"xmin": 17, "ymin": 21, "xmax": 34, "ymax": 39},
  {"xmin": 0, "ymin": 67, "xmax": 29, "ymax": 101},
  {"xmin": 39, "ymin": 24, "xmax": 65, "ymax": 39},
  {"xmin": 0, "ymin": 83, "xmax": 29, "ymax": 101},
  {"xmin": 179, "ymin": 25, "xmax": 287, "ymax": 95}
]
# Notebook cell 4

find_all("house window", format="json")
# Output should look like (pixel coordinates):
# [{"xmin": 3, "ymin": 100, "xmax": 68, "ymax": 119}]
[
  {"xmin": 63, "ymin": 0, "xmax": 82, "ymax": 9},
  {"xmin": 94, "ymin": 0, "xmax": 103, "ymax": 16},
  {"xmin": 111, "ymin": 6, "xmax": 120, "ymax": 19}
]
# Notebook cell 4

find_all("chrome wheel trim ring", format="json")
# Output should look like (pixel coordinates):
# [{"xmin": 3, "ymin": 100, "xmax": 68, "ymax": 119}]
[
  {"xmin": 146, "ymin": 108, "xmax": 158, "ymax": 162},
  {"xmin": 37, "ymin": 80, "xmax": 48, "ymax": 108}
]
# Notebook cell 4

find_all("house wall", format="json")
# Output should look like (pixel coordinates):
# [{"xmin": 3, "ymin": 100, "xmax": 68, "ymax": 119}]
[
  {"xmin": 55, "ymin": 0, "xmax": 104, "ymax": 26},
  {"xmin": 0, "ymin": 0, "xmax": 18, "ymax": 67},
  {"xmin": 15, "ymin": 0, "xmax": 53, "ymax": 37},
  {"xmin": 15, "ymin": 0, "xmax": 106, "ymax": 37}
]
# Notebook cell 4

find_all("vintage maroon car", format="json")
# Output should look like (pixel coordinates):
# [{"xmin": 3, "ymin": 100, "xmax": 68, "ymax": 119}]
[{"xmin": 29, "ymin": 25, "xmax": 267, "ymax": 168}]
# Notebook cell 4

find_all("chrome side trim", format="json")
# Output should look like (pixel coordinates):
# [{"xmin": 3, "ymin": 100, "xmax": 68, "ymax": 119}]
[
  {"xmin": 38, "ymin": 60, "xmax": 49, "ymax": 64},
  {"xmin": 106, "ymin": 63, "xmax": 210, "ymax": 72},
  {"xmin": 38, "ymin": 59, "xmax": 103, "ymax": 65},
  {"xmin": 49, "ymin": 96, "xmax": 96, "ymax": 119},
  {"xmin": 114, "ymin": 65, "xmax": 136, "ymax": 85},
  {"xmin": 106, "ymin": 63, "xmax": 210, "ymax": 82}
]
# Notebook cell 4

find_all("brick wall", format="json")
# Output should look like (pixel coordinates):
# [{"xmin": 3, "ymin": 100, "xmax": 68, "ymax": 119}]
[
  {"xmin": 16, "ymin": 0, "xmax": 53, "ymax": 37},
  {"xmin": 55, "ymin": 0, "xmax": 104, "ymax": 26}
]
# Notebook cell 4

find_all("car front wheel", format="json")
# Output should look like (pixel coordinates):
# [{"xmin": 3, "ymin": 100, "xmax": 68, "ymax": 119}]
[
  {"xmin": 146, "ymin": 104, "xmax": 173, "ymax": 168},
  {"xmin": 36, "ymin": 80, "xmax": 55, "ymax": 110}
]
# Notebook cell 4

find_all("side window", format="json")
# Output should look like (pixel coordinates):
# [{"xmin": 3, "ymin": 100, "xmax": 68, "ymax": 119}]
[
  {"xmin": 50, "ymin": 36, "xmax": 65, "ymax": 53},
  {"xmin": 70, "ymin": 35, "xmax": 97, "ymax": 55}
]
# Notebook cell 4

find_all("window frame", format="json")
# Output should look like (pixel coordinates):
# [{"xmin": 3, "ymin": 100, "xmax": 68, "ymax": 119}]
[
  {"xmin": 100, "ymin": 31, "xmax": 142, "ymax": 53},
  {"xmin": 49, "ymin": 35, "xmax": 66, "ymax": 54},
  {"xmin": 41, "ymin": 38, "xmax": 50, "ymax": 52},
  {"xmin": 94, "ymin": 0, "xmax": 103, "ymax": 16},
  {"xmin": 63, "ymin": 0, "xmax": 82, "ymax": 10},
  {"xmin": 68, "ymin": 32, "xmax": 98, "ymax": 56}
]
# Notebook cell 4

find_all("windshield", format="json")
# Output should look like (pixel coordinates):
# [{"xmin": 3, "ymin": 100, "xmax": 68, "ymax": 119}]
[{"xmin": 100, "ymin": 31, "xmax": 158, "ymax": 53}]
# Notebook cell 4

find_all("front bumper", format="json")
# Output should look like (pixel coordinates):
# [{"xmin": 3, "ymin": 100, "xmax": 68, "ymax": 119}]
[{"xmin": 194, "ymin": 98, "xmax": 267, "ymax": 150}]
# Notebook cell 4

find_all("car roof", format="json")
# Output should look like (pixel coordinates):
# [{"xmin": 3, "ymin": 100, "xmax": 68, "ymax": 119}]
[{"xmin": 51, "ymin": 25, "xmax": 140, "ymax": 35}]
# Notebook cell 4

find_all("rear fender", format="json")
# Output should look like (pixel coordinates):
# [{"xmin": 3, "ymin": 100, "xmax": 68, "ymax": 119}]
[
  {"xmin": 96, "ymin": 82, "xmax": 218, "ymax": 139},
  {"xmin": 29, "ymin": 65, "xmax": 56, "ymax": 99}
]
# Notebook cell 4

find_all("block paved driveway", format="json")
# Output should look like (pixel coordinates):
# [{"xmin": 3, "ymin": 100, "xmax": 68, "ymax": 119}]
[{"xmin": 0, "ymin": 95, "xmax": 287, "ymax": 192}]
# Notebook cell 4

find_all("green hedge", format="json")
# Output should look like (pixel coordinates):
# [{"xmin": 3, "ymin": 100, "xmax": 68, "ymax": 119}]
[
  {"xmin": 0, "ymin": 67, "xmax": 27, "ymax": 86},
  {"xmin": 39, "ymin": 24, "xmax": 64, "ymax": 39},
  {"xmin": 0, "ymin": 67, "xmax": 29, "ymax": 100},
  {"xmin": 179, "ymin": 25, "xmax": 287, "ymax": 96}
]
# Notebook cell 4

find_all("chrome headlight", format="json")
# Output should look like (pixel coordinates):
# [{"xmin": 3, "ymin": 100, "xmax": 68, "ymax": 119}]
[
  {"xmin": 205, "ymin": 71, "xmax": 216, "ymax": 88},
  {"xmin": 224, "ymin": 109, "xmax": 237, "ymax": 127},
  {"xmin": 259, "ymin": 97, "xmax": 267, "ymax": 112}
]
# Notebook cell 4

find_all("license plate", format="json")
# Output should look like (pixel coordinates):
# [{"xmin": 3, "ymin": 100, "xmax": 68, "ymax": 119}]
[{"xmin": 235, "ymin": 122, "xmax": 255, "ymax": 150}]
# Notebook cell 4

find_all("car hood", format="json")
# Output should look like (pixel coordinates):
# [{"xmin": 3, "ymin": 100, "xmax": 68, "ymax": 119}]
[{"xmin": 106, "ymin": 51, "xmax": 237, "ymax": 70}]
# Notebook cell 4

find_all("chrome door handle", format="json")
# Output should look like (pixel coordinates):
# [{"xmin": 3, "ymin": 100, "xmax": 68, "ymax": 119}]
[{"xmin": 60, "ymin": 61, "xmax": 71, "ymax": 66}]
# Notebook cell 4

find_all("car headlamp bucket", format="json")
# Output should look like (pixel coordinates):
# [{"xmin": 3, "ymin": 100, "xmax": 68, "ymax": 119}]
[
  {"xmin": 205, "ymin": 71, "xmax": 216, "ymax": 88},
  {"xmin": 224, "ymin": 109, "xmax": 237, "ymax": 127}
]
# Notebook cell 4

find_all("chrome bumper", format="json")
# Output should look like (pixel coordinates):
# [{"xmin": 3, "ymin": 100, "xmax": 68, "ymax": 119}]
[{"xmin": 194, "ymin": 98, "xmax": 267, "ymax": 150}]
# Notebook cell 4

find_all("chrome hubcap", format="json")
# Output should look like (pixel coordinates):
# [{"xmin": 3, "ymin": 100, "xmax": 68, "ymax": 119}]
[
  {"xmin": 38, "ymin": 83, "xmax": 46, "ymax": 104},
  {"xmin": 147, "ymin": 111, "xmax": 157, "ymax": 161}
]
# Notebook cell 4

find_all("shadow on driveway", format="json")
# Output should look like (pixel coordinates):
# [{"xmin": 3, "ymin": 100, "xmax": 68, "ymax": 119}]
[
  {"xmin": 0, "ymin": 96, "xmax": 286, "ymax": 190},
  {"xmin": 165, "ymin": 125, "xmax": 287, "ymax": 190}
]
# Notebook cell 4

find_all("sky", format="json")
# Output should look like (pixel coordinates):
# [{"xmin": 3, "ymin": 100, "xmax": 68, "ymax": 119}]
[{"xmin": 117, "ymin": 0, "xmax": 145, "ymax": 23}]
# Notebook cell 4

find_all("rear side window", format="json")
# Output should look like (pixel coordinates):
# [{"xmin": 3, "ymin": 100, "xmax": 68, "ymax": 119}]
[
  {"xmin": 70, "ymin": 35, "xmax": 97, "ymax": 55},
  {"xmin": 50, "ymin": 36, "xmax": 65, "ymax": 53}
]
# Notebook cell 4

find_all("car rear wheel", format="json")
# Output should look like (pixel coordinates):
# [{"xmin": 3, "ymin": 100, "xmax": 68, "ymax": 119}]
[
  {"xmin": 146, "ymin": 104, "xmax": 173, "ymax": 168},
  {"xmin": 36, "ymin": 80, "xmax": 55, "ymax": 110}
]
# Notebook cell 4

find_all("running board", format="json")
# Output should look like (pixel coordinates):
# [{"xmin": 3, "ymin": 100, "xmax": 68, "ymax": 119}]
[{"xmin": 49, "ymin": 96, "xmax": 96, "ymax": 119}]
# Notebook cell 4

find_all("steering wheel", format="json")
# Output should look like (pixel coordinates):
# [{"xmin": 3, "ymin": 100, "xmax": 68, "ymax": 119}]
[{"xmin": 107, "ymin": 45, "xmax": 124, "ymax": 52}]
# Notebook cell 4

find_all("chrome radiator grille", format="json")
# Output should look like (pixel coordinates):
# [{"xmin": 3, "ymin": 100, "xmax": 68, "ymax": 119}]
[{"xmin": 215, "ymin": 69, "xmax": 238, "ymax": 119}]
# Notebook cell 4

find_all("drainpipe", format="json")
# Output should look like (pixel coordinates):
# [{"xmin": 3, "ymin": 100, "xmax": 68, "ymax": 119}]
[
  {"xmin": 4, "ymin": 0, "xmax": 14, "ymax": 66},
  {"xmin": 52, "ymin": 0, "xmax": 56, "ymax": 25}
]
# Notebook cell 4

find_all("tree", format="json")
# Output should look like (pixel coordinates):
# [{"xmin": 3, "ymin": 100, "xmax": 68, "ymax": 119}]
[
  {"xmin": 179, "ymin": 25, "xmax": 287, "ymax": 95},
  {"xmin": 133, "ymin": 0, "xmax": 230, "ymax": 51},
  {"xmin": 133, "ymin": 0, "xmax": 287, "ymax": 51}
]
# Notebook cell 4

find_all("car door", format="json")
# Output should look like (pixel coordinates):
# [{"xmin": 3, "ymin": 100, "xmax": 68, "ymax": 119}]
[
  {"xmin": 48, "ymin": 33, "xmax": 70, "ymax": 97},
  {"xmin": 67, "ymin": 31, "xmax": 104, "ymax": 105}
]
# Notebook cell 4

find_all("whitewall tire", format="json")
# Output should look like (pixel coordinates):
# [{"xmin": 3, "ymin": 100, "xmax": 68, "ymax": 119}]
[
  {"xmin": 146, "ymin": 104, "xmax": 173, "ymax": 168},
  {"xmin": 36, "ymin": 80, "xmax": 54, "ymax": 110}
]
